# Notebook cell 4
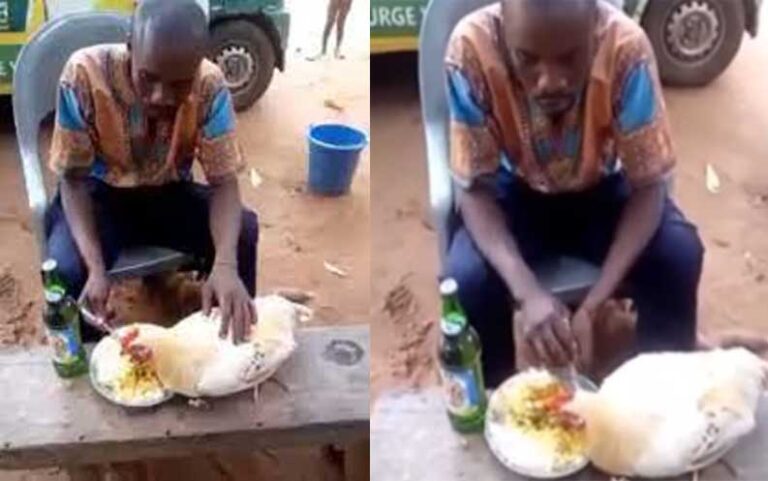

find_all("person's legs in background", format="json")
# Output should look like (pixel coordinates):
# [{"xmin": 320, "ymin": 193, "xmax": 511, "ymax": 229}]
[
  {"xmin": 334, "ymin": 0, "xmax": 352, "ymax": 59},
  {"xmin": 307, "ymin": 0, "xmax": 339, "ymax": 61}
]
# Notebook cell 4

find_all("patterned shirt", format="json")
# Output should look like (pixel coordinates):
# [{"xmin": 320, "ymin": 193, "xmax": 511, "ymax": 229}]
[
  {"xmin": 446, "ymin": 2, "xmax": 675, "ymax": 193},
  {"xmin": 49, "ymin": 44, "xmax": 244, "ymax": 187}
]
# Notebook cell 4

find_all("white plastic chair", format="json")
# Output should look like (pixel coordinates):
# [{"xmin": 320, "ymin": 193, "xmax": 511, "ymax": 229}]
[
  {"xmin": 418, "ymin": 0, "xmax": 601, "ymax": 304},
  {"xmin": 13, "ymin": 12, "xmax": 192, "ymax": 279}
]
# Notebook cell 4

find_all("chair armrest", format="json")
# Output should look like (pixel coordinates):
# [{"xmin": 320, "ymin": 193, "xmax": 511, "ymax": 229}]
[
  {"xmin": 423, "ymin": 122, "xmax": 455, "ymax": 269},
  {"xmin": 17, "ymin": 143, "xmax": 48, "ymax": 260}
]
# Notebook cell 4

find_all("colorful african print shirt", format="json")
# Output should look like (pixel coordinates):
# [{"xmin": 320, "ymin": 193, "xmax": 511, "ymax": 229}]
[
  {"xmin": 49, "ymin": 44, "xmax": 244, "ymax": 187},
  {"xmin": 445, "ymin": 3, "xmax": 675, "ymax": 193}
]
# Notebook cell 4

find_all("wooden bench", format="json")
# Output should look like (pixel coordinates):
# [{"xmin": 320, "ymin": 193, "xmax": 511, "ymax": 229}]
[
  {"xmin": 371, "ymin": 389, "xmax": 768, "ymax": 481},
  {"xmin": 0, "ymin": 325, "xmax": 369, "ymax": 479}
]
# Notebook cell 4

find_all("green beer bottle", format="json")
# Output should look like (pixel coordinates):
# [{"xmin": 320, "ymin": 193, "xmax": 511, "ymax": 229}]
[
  {"xmin": 41, "ymin": 258, "xmax": 67, "ymax": 295},
  {"xmin": 437, "ymin": 278, "xmax": 487, "ymax": 432},
  {"xmin": 41, "ymin": 259, "xmax": 88, "ymax": 378}
]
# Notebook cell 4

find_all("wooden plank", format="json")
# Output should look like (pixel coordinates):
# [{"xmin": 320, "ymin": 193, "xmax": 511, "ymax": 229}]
[
  {"xmin": 0, "ymin": 326, "xmax": 370, "ymax": 470},
  {"xmin": 343, "ymin": 440, "xmax": 369, "ymax": 481},
  {"xmin": 371, "ymin": 389, "xmax": 768, "ymax": 481}
]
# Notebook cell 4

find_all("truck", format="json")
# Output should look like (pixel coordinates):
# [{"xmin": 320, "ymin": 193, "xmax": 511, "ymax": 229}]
[
  {"xmin": 0, "ymin": 0, "xmax": 290, "ymax": 111},
  {"xmin": 370, "ymin": 0, "xmax": 764, "ymax": 86}
]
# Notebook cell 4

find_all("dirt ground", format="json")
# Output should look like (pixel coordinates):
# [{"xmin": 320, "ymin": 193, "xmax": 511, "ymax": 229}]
[
  {"xmin": 0, "ymin": 0, "xmax": 369, "ymax": 479},
  {"xmin": 371, "ymin": 10, "xmax": 768, "ymax": 401}
]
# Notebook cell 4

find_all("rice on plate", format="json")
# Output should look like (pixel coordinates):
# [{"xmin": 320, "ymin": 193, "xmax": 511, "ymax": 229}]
[
  {"xmin": 90, "ymin": 324, "xmax": 172, "ymax": 407},
  {"xmin": 486, "ymin": 369, "xmax": 592, "ymax": 479}
]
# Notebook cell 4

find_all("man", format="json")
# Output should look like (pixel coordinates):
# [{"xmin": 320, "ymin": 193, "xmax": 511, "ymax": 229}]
[
  {"xmin": 308, "ymin": 0, "xmax": 353, "ymax": 60},
  {"xmin": 444, "ymin": 0, "xmax": 704, "ymax": 386},
  {"xmin": 46, "ymin": 0, "xmax": 257, "ymax": 343}
]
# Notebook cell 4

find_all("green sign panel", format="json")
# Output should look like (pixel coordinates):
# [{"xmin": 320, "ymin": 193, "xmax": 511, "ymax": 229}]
[
  {"xmin": 0, "ymin": 44, "xmax": 21, "ymax": 86},
  {"xmin": 0, "ymin": 0, "xmax": 29, "ymax": 32},
  {"xmin": 370, "ymin": 0, "xmax": 427, "ymax": 38}
]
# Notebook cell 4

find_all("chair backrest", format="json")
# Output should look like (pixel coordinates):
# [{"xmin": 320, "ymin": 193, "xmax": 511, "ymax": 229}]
[
  {"xmin": 418, "ymin": 0, "xmax": 497, "ymax": 267},
  {"xmin": 12, "ymin": 12, "xmax": 130, "ymax": 255}
]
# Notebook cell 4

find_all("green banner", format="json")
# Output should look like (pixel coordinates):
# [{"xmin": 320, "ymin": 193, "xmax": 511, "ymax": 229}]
[
  {"xmin": 370, "ymin": 0, "xmax": 427, "ymax": 38},
  {"xmin": 0, "ymin": 44, "xmax": 21, "ymax": 87},
  {"xmin": 0, "ymin": 0, "xmax": 29, "ymax": 32}
]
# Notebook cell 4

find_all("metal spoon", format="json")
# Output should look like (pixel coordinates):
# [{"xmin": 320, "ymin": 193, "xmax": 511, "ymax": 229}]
[
  {"xmin": 552, "ymin": 364, "xmax": 580, "ymax": 392},
  {"xmin": 79, "ymin": 305, "xmax": 118, "ymax": 339}
]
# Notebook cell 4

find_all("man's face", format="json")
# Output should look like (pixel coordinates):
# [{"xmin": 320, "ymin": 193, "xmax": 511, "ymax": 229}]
[
  {"xmin": 503, "ymin": 3, "xmax": 596, "ymax": 116},
  {"xmin": 130, "ymin": 39, "xmax": 202, "ymax": 118}
]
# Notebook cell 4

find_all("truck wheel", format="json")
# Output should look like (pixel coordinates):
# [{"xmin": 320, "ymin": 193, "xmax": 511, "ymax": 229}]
[
  {"xmin": 642, "ymin": 0, "xmax": 744, "ymax": 86},
  {"xmin": 210, "ymin": 20, "xmax": 276, "ymax": 111}
]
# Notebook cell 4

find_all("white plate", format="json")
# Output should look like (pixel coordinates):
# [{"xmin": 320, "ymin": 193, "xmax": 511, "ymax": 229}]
[
  {"xmin": 485, "ymin": 370, "xmax": 597, "ymax": 479},
  {"xmin": 89, "ymin": 326, "xmax": 174, "ymax": 408}
]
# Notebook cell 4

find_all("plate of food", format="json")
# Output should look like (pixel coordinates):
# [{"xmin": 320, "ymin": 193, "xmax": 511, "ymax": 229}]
[
  {"xmin": 89, "ymin": 323, "xmax": 174, "ymax": 408},
  {"xmin": 485, "ymin": 369, "xmax": 597, "ymax": 479}
]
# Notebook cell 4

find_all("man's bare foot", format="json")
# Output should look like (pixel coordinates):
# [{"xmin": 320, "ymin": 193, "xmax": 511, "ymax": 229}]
[{"xmin": 335, "ymin": 50, "xmax": 345, "ymax": 59}]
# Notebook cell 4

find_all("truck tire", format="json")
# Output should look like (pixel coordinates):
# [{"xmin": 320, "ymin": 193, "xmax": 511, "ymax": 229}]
[
  {"xmin": 642, "ymin": 0, "xmax": 745, "ymax": 86},
  {"xmin": 210, "ymin": 20, "xmax": 276, "ymax": 111}
]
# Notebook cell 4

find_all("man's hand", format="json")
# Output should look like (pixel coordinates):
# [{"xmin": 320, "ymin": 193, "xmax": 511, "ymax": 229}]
[
  {"xmin": 202, "ymin": 264, "xmax": 256, "ymax": 344},
  {"xmin": 518, "ymin": 289, "xmax": 575, "ymax": 367},
  {"xmin": 572, "ymin": 304, "xmax": 596, "ymax": 372},
  {"xmin": 79, "ymin": 270, "xmax": 114, "ymax": 329}
]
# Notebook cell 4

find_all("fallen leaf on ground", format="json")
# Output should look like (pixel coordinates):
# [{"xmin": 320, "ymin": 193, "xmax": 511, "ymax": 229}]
[
  {"xmin": 706, "ymin": 163, "xmax": 721, "ymax": 194},
  {"xmin": 323, "ymin": 261, "xmax": 348, "ymax": 278},
  {"xmin": 274, "ymin": 287, "xmax": 315, "ymax": 304},
  {"xmin": 249, "ymin": 168, "xmax": 263, "ymax": 189},
  {"xmin": 323, "ymin": 99, "xmax": 344, "ymax": 112}
]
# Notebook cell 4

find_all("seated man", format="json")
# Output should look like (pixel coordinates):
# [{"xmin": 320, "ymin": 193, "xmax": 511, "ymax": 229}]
[
  {"xmin": 444, "ymin": 0, "xmax": 704, "ymax": 386},
  {"xmin": 46, "ymin": 0, "xmax": 257, "ymax": 343}
]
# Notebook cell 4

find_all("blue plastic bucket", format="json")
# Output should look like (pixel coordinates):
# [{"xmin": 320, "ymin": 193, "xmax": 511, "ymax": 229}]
[{"xmin": 307, "ymin": 123, "xmax": 368, "ymax": 196}]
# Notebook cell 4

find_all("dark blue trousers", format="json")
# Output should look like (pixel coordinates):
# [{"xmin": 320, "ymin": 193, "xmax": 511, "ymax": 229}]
[
  {"xmin": 444, "ymin": 173, "xmax": 704, "ymax": 387},
  {"xmin": 45, "ymin": 179, "xmax": 259, "ymax": 341}
]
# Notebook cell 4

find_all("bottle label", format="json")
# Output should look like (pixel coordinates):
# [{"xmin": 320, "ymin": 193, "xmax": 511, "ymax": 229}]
[
  {"xmin": 440, "ymin": 366, "xmax": 483, "ymax": 418},
  {"xmin": 47, "ymin": 325, "xmax": 81, "ymax": 365}
]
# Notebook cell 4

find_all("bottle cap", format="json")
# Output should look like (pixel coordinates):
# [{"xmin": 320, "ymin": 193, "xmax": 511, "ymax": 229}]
[
  {"xmin": 44, "ymin": 289, "xmax": 63, "ymax": 303},
  {"xmin": 42, "ymin": 259, "xmax": 58, "ymax": 272},
  {"xmin": 439, "ymin": 278, "xmax": 458, "ymax": 296},
  {"xmin": 440, "ymin": 318, "xmax": 462, "ymax": 336}
]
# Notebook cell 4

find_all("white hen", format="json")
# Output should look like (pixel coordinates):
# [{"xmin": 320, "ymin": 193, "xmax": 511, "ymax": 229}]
[
  {"xmin": 132, "ymin": 295, "xmax": 311, "ymax": 398},
  {"xmin": 564, "ymin": 348, "xmax": 767, "ymax": 478}
]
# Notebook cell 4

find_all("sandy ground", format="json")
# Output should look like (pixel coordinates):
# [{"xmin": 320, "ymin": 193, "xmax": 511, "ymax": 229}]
[
  {"xmin": 371, "ymin": 9, "xmax": 768, "ymax": 402},
  {"xmin": 0, "ymin": 0, "xmax": 369, "ymax": 479}
]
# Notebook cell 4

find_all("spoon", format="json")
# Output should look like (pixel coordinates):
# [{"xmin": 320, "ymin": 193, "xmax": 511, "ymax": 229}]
[
  {"xmin": 79, "ymin": 305, "xmax": 119, "ymax": 339},
  {"xmin": 551, "ymin": 364, "xmax": 580, "ymax": 392}
]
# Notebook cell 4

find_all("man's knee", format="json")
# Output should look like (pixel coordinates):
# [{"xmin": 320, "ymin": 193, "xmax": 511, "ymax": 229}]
[
  {"xmin": 47, "ymin": 248, "xmax": 86, "ymax": 296},
  {"xmin": 654, "ymin": 223, "xmax": 704, "ymax": 284},
  {"xmin": 46, "ymin": 232, "xmax": 86, "ymax": 296},
  {"xmin": 445, "ymin": 234, "xmax": 492, "ymax": 300},
  {"xmin": 240, "ymin": 209, "xmax": 259, "ymax": 246},
  {"xmin": 444, "ymin": 230, "xmax": 511, "ymax": 312}
]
